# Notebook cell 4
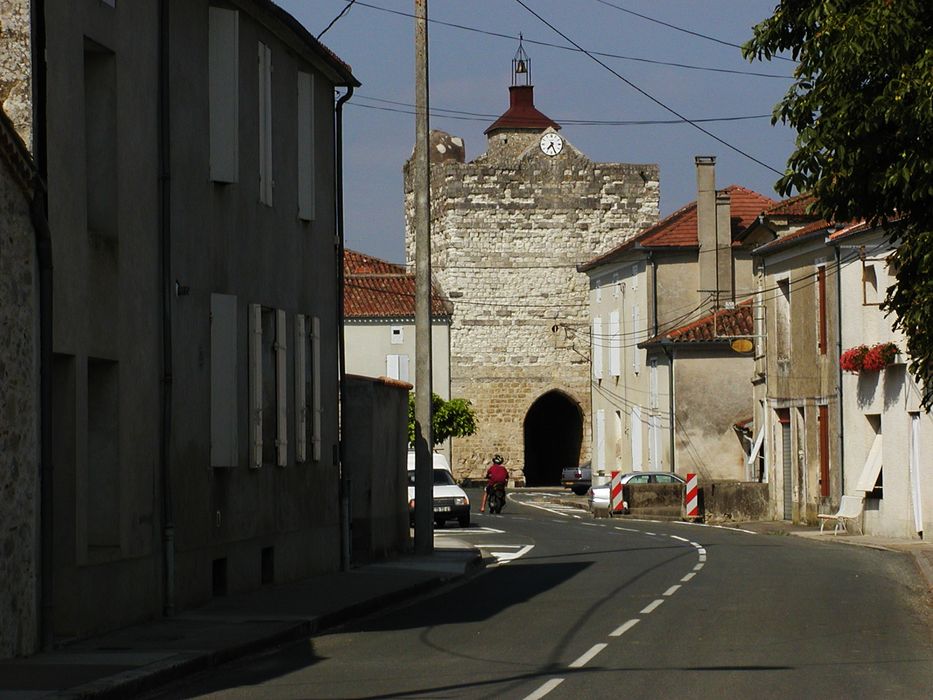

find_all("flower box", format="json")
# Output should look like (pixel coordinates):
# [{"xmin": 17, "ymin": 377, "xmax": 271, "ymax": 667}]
[{"xmin": 840, "ymin": 342, "xmax": 898, "ymax": 374}]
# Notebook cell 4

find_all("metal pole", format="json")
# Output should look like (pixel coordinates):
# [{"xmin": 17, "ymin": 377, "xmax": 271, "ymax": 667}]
[{"xmin": 413, "ymin": 0, "xmax": 434, "ymax": 555}]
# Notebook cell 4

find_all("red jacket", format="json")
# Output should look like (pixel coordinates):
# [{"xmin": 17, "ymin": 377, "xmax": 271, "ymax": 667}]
[{"xmin": 486, "ymin": 463, "xmax": 508, "ymax": 485}]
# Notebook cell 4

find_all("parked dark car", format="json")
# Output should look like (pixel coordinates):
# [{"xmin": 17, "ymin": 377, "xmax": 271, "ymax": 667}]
[{"xmin": 561, "ymin": 461, "xmax": 592, "ymax": 496}]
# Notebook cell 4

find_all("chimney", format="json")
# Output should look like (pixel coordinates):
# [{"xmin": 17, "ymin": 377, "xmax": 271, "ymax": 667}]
[
  {"xmin": 716, "ymin": 190, "xmax": 733, "ymax": 301},
  {"xmin": 696, "ymin": 156, "xmax": 717, "ymax": 302}
]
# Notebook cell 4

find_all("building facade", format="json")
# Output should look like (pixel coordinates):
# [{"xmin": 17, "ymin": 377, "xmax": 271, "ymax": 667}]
[
  {"xmin": 405, "ymin": 63, "xmax": 659, "ymax": 483},
  {"xmin": 7, "ymin": 0, "xmax": 357, "ymax": 645}
]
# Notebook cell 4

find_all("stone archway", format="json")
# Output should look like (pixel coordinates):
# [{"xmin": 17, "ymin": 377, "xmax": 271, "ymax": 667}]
[{"xmin": 523, "ymin": 391, "xmax": 583, "ymax": 486}]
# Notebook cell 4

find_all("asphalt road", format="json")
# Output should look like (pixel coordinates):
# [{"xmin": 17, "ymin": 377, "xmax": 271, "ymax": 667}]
[{"xmin": 147, "ymin": 489, "xmax": 933, "ymax": 699}]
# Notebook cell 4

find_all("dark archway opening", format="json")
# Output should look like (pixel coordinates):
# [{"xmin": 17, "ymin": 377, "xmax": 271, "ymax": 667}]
[{"xmin": 523, "ymin": 391, "xmax": 582, "ymax": 486}]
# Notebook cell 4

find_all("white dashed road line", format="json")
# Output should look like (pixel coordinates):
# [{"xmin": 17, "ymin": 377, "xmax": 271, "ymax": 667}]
[
  {"xmin": 524, "ymin": 678, "xmax": 564, "ymax": 700},
  {"xmin": 641, "ymin": 599, "xmax": 665, "ymax": 614},
  {"xmin": 663, "ymin": 585, "xmax": 681, "ymax": 596},
  {"xmin": 610, "ymin": 619, "xmax": 640, "ymax": 637},
  {"xmin": 681, "ymin": 572, "xmax": 696, "ymax": 583},
  {"xmin": 569, "ymin": 643, "xmax": 608, "ymax": 668}
]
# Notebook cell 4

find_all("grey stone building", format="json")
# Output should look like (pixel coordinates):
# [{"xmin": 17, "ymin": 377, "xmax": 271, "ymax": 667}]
[
  {"xmin": 2, "ymin": 0, "xmax": 358, "ymax": 648},
  {"xmin": 405, "ymin": 53, "xmax": 659, "ymax": 484},
  {"xmin": 0, "ymin": 106, "xmax": 38, "ymax": 657}
]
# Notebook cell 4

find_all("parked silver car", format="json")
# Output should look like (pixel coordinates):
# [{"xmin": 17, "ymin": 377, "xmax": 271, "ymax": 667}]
[{"xmin": 587, "ymin": 471, "xmax": 685, "ymax": 512}]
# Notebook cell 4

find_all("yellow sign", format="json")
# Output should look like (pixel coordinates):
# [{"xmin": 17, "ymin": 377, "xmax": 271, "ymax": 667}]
[{"xmin": 731, "ymin": 338, "xmax": 754, "ymax": 354}]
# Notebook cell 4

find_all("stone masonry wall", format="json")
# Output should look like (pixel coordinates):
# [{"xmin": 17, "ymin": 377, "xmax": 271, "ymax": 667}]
[
  {"xmin": 0, "ymin": 1, "xmax": 32, "ymax": 148},
  {"xmin": 406, "ymin": 130, "xmax": 659, "ymax": 480},
  {"xmin": 0, "ymin": 133, "xmax": 38, "ymax": 657}
]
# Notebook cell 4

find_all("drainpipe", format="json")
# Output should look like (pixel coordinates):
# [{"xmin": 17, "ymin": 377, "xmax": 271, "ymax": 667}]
[
  {"xmin": 335, "ymin": 85, "xmax": 354, "ymax": 571},
  {"xmin": 157, "ymin": 0, "xmax": 175, "ymax": 616},
  {"xmin": 649, "ymin": 252, "xmax": 659, "ymax": 337},
  {"xmin": 661, "ymin": 340, "xmax": 675, "ymax": 473},
  {"xmin": 834, "ymin": 243, "xmax": 845, "ymax": 497},
  {"xmin": 30, "ymin": 0, "xmax": 55, "ymax": 651}
]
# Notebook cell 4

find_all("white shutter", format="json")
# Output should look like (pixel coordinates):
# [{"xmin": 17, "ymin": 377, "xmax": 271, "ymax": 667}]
[
  {"xmin": 632, "ymin": 305, "xmax": 641, "ymax": 374},
  {"xmin": 210, "ymin": 294, "xmax": 238, "ymax": 467},
  {"xmin": 297, "ymin": 71, "xmax": 315, "ymax": 220},
  {"xmin": 311, "ymin": 316, "xmax": 322, "ymax": 461},
  {"xmin": 649, "ymin": 414, "xmax": 661, "ymax": 469},
  {"xmin": 386, "ymin": 354, "xmax": 400, "ymax": 379},
  {"xmin": 856, "ymin": 433, "xmax": 883, "ymax": 492},
  {"xmin": 399, "ymin": 355, "xmax": 410, "ymax": 383},
  {"xmin": 294, "ymin": 314, "xmax": 307, "ymax": 463},
  {"xmin": 609, "ymin": 310, "xmax": 620, "ymax": 377},
  {"xmin": 209, "ymin": 8, "xmax": 238, "ymax": 182},
  {"xmin": 248, "ymin": 304, "xmax": 263, "ymax": 468},
  {"xmin": 595, "ymin": 409, "xmax": 606, "ymax": 472},
  {"xmin": 631, "ymin": 405, "xmax": 643, "ymax": 470},
  {"xmin": 592, "ymin": 317, "xmax": 603, "ymax": 380},
  {"xmin": 258, "ymin": 42, "xmax": 273, "ymax": 205},
  {"xmin": 275, "ymin": 309, "xmax": 288, "ymax": 466}
]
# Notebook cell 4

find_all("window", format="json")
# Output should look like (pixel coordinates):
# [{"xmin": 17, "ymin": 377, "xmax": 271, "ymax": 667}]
[
  {"xmin": 209, "ymin": 7, "xmax": 239, "ymax": 183},
  {"xmin": 817, "ymin": 265, "xmax": 827, "ymax": 354},
  {"xmin": 391, "ymin": 325, "xmax": 403, "ymax": 345},
  {"xmin": 655, "ymin": 474, "xmax": 679, "ymax": 484},
  {"xmin": 857, "ymin": 414, "xmax": 883, "ymax": 498},
  {"xmin": 275, "ymin": 309, "xmax": 288, "ymax": 467},
  {"xmin": 818, "ymin": 403, "xmax": 829, "ymax": 497},
  {"xmin": 862, "ymin": 259, "xmax": 882, "ymax": 305},
  {"xmin": 87, "ymin": 357, "xmax": 120, "ymax": 554},
  {"xmin": 631, "ymin": 305, "xmax": 641, "ymax": 374},
  {"xmin": 775, "ymin": 276, "xmax": 791, "ymax": 360},
  {"xmin": 248, "ymin": 304, "xmax": 283, "ymax": 467},
  {"xmin": 387, "ymin": 354, "xmax": 410, "ymax": 382},
  {"xmin": 211, "ymin": 294, "xmax": 238, "ymax": 467},
  {"xmin": 84, "ymin": 39, "xmax": 116, "ymax": 238},
  {"xmin": 595, "ymin": 409, "xmax": 606, "ymax": 472},
  {"xmin": 297, "ymin": 71, "xmax": 315, "ymax": 220},
  {"xmin": 592, "ymin": 317, "xmax": 603, "ymax": 380},
  {"xmin": 258, "ymin": 41, "xmax": 273, "ymax": 205},
  {"xmin": 608, "ymin": 310, "xmax": 620, "ymax": 377}
]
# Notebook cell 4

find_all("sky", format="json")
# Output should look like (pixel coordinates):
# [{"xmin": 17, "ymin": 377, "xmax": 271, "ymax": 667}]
[{"xmin": 277, "ymin": 0, "xmax": 797, "ymax": 264}]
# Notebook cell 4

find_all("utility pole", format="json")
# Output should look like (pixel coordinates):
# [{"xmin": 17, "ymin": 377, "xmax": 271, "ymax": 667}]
[{"xmin": 413, "ymin": 0, "xmax": 434, "ymax": 555}]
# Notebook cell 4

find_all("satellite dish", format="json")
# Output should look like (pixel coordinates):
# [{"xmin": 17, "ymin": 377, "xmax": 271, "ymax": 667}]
[{"xmin": 731, "ymin": 338, "xmax": 754, "ymax": 354}]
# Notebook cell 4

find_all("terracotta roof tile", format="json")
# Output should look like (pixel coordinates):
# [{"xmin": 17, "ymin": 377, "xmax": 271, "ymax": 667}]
[
  {"xmin": 343, "ymin": 250, "xmax": 451, "ymax": 319},
  {"xmin": 579, "ymin": 185, "xmax": 774, "ymax": 271},
  {"xmin": 763, "ymin": 192, "xmax": 818, "ymax": 218},
  {"xmin": 647, "ymin": 300, "xmax": 754, "ymax": 344}
]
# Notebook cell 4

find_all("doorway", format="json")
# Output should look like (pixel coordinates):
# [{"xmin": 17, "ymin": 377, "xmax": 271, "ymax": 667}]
[{"xmin": 523, "ymin": 391, "xmax": 583, "ymax": 486}]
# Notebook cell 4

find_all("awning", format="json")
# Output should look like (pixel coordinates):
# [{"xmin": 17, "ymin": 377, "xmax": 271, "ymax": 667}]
[
  {"xmin": 855, "ymin": 434, "xmax": 883, "ymax": 492},
  {"xmin": 746, "ymin": 427, "xmax": 765, "ymax": 466}
]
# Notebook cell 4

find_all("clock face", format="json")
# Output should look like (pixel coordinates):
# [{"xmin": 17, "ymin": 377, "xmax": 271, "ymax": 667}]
[{"xmin": 540, "ymin": 132, "xmax": 563, "ymax": 156}]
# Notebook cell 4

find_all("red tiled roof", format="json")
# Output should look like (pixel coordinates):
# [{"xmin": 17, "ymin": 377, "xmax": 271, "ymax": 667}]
[
  {"xmin": 646, "ymin": 300, "xmax": 754, "ymax": 344},
  {"xmin": 763, "ymin": 192, "xmax": 817, "ymax": 218},
  {"xmin": 753, "ymin": 218, "xmax": 835, "ymax": 255},
  {"xmin": 579, "ymin": 185, "xmax": 774, "ymax": 271},
  {"xmin": 344, "ymin": 250, "xmax": 451, "ymax": 319},
  {"xmin": 485, "ymin": 85, "xmax": 560, "ymax": 135}
]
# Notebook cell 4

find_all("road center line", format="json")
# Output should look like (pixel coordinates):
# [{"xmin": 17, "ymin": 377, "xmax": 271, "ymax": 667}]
[
  {"xmin": 641, "ymin": 599, "xmax": 665, "ymax": 614},
  {"xmin": 663, "ymin": 585, "xmax": 681, "ymax": 596},
  {"xmin": 681, "ymin": 572, "xmax": 696, "ymax": 582},
  {"xmin": 698, "ymin": 554, "xmax": 707, "ymax": 562},
  {"xmin": 694, "ymin": 563, "xmax": 704, "ymax": 571},
  {"xmin": 697, "ymin": 547, "xmax": 707, "ymax": 555},
  {"xmin": 670, "ymin": 535, "xmax": 690, "ymax": 542},
  {"xmin": 569, "ymin": 643, "xmax": 608, "ymax": 668},
  {"xmin": 610, "ymin": 619, "xmax": 640, "ymax": 637},
  {"xmin": 524, "ymin": 678, "xmax": 564, "ymax": 700},
  {"xmin": 645, "ymin": 532, "xmax": 657, "ymax": 536}
]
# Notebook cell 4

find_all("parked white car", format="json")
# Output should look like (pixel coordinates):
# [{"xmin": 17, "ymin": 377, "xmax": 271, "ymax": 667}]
[{"xmin": 408, "ymin": 467, "xmax": 470, "ymax": 528}]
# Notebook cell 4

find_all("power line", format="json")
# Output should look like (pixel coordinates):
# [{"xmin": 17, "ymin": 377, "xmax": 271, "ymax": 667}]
[
  {"xmin": 514, "ymin": 0, "xmax": 783, "ymax": 177},
  {"xmin": 343, "ymin": 0, "xmax": 792, "ymax": 79},
  {"xmin": 317, "ymin": 0, "xmax": 357, "ymax": 39},
  {"xmin": 593, "ymin": 0, "xmax": 795, "ymax": 63},
  {"xmin": 350, "ymin": 95, "xmax": 773, "ymax": 127}
]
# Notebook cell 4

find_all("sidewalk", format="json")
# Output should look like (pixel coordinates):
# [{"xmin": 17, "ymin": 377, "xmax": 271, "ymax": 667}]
[{"xmin": 0, "ymin": 540, "xmax": 482, "ymax": 700}]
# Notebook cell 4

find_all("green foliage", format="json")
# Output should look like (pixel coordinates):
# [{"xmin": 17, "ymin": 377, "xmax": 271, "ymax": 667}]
[
  {"xmin": 744, "ymin": 0, "xmax": 933, "ymax": 408},
  {"xmin": 408, "ymin": 392, "xmax": 478, "ymax": 446}
]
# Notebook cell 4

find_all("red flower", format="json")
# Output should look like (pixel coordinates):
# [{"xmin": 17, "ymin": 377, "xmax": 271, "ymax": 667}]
[
  {"xmin": 840, "ymin": 345, "xmax": 869, "ymax": 373},
  {"xmin": 861, "ymin": 342, "xmax": 898, "ymax": 371}
]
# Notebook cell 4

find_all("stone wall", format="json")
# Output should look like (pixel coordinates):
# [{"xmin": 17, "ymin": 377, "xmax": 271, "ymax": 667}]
[
  {"xmin": 0, "ymin": 115, "xmax": 38, "ymax": 657},
  {"xmin": 0, "ymin": 0, "xmax": 32, "ymax": 147},
  {"xmin": 406, "ymin": 130, "xmax": 659, "ymax": 480}
]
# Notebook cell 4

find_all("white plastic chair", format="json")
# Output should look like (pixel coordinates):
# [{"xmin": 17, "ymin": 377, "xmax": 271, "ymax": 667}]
[{"xmin": 817, "ymin": 494, "xmax": 865, "ymax": 535}]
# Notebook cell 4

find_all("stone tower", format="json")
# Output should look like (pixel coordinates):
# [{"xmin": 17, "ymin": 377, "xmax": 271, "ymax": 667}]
[{"xmin": 404, "ymin": 46, "xmax": 659, "ymax": 484}]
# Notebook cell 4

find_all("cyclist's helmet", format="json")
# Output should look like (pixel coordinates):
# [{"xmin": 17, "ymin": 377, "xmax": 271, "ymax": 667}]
[{"xmin": 492, "ymin": 454, "xmax": 504, "ymax": 464}]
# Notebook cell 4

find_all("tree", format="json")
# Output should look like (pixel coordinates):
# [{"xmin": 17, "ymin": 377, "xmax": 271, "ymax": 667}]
[
  {"xmin": 743, "ymin": 0, "xmax": 933, "ymax": 408},
  {"xmin": 408, "ymin": 392, "xmax": 477, "ymax": 446}
]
